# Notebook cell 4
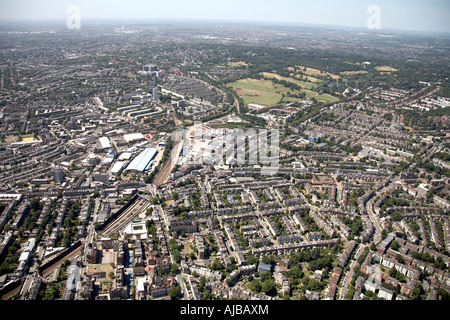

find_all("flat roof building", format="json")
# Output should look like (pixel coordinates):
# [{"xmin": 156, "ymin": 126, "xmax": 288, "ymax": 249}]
[
  {"xmin": 99, "ymin": 136, "xmax": 112, "ymax": 149},
  {"xmin": 111, "ymin": 161, "xmax": 127, "ymax": 175},
  {"xmin": 125, "ymin": 148, "xmax": 158, "ymax": 173},
  {"xmin": 123, "ymin": 133, "xmax": 145, "ymax": 143},
  {"xmin": 118, "ymin": 152, "xmax": 133, "ymax": 161}
]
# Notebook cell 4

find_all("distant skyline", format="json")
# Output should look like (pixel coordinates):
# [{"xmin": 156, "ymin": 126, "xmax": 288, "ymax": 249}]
[{"xmin": 1, "ymin": 0, "xmax": 449, "ymax": 34}]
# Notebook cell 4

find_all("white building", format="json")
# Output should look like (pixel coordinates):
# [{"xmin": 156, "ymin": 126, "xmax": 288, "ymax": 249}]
[
  {"xmin": 123, "ymin": 133, "xmax": 145, "ymax": 143},
  {"xmin": 99, "ymin": 136, "xmax": 112, "ymax": 149},
  {"xmin": 111, "ymin": 161, "xmax": 127, "ymax": 175}
]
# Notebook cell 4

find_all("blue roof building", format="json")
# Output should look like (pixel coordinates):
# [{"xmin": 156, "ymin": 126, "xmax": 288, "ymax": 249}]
[
  {"xmin": 125, "ymin": 148, "xmax": 158, "ymax": 173},
  {"xmin": 258, "ymin": 262, "xmax": 272, "ymax": 273}
]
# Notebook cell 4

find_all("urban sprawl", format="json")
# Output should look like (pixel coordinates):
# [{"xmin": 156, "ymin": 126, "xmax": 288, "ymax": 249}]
[{"xmin": 0, "ymin": 22, "xmax": 449, "ymax": 302}]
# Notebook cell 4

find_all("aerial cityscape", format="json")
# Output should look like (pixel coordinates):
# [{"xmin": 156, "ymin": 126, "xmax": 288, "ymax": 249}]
[{"xmin": 0, "ymin": 0, "xmax": 449, "ymax": 307}]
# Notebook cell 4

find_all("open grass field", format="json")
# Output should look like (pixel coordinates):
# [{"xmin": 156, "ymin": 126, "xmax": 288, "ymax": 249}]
[
  {"xmin": 260, "ymin": 72, "xmax": 286, "ymax": 81},
  {"xmin": 230, "ymin": 63, "xmax": 342, "ymax": 107},
  {"xmin": 301, "ymin": 89, "xmax": 320, "ymax": 99},
  {"xmin": 297, "ymin": 80, "xmax": 320, "ymax": 90},
  {"xmin": 314, "ymin": 93, "xmax": 340, "ymax": 103},
  {"xmin": 228, "ymin": 61, "xmax": 250, "ymax": 68},
  {"xmin": 340, "ymin": 70, "xmax": 369, "ymax": 75},
  {"xmin": 295, "ymin": 89, "xmax": 340, "ymax": 103},
  {"xmin": 181, "ymin": 240, "xmax": 195, "ymax": 256},
  {"xmin": 260, "ymin": 72, "xmax": 319, "ymax": 89},
  {"xmin": 230, "ymin": 75, "xmax": 340, "ymax": 106},
  {"xmin": 375, "ymin": 66, "xmax": 398, "ymax": 72},
  {"xmin": 87, "ymin": 264, "xmax": 114, "ymax": 281},
  {"xmin": 291, "ymin": 73, "xmax": 320, "ymax": 83},
  {"xmin": 4, "ymin": 133, "xmax": 38, "ymax": 143},
  {"xmin": 164, "ymin": 200, "xmax": 175, "ymax": 206},
  {"xmin": 4, "ymin": 136, "xmax": 16, "ymax": 143},
  {"xmin": 296, "ymin": 65, "xmax": 340, "ymax": 80},
  {"xmin": 260, "ymin": 72, "xmax": 321, "ymax": 91},
  {"xmin": 281, "ymin": 96, "xmax": 302, "ymax": 103},
  {"xmin": 22, "ymin": 136, "xmax": 37, "ymax": 142},
  {"xmin": 229, "ymin": 78, "xmax": 290, "ymax": 106}
]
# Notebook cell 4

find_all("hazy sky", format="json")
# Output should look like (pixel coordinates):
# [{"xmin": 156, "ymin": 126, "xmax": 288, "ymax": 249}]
[{"xmin": 1, "ymin": 0, "xmax": 449, "ymax": 33}]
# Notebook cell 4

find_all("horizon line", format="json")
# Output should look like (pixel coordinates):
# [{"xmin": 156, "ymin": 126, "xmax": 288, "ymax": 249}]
[{"xmin": 0, "ymin": 17, "xmax": 449, "ymax": 36}]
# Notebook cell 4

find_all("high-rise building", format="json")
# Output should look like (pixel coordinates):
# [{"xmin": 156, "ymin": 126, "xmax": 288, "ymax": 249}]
[
  {"xmin": 153, "ymin": 87, "xmax": 159, "ymax": 102},
  {"xmin": 143, "ymin": 64, "xmax": 157, "ymax": 72},
  {"xmin": 53, "ymin": 167, "xmax": 63, "ymax": 184}
]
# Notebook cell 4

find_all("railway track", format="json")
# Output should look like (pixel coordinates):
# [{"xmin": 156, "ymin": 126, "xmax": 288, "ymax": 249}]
[
  {"xmin": 154, "ymin": 139, "xmax": 182, "ymax": 185},
  {"xmin": 41, "ymin": 245, "xmax": 83, "ymax": 278},
  {"xmin": 100, "ymin": 197, "xmax": 151, "ymax": 237}
]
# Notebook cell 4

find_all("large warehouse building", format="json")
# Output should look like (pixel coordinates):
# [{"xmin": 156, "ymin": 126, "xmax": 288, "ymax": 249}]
[
  {"xmin": 125, "ymin": 148, "xmax": 158, "ymax": 173},
  {"xmin": 123, "ymin": 133, "xmax": 145, "ymax": 143}
]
